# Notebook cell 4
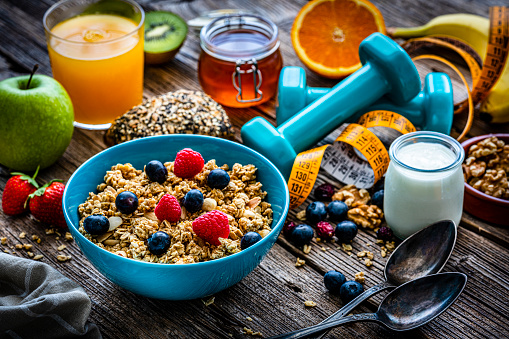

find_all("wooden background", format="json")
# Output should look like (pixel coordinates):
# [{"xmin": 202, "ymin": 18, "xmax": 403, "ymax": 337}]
[{"xmin": 1, "ymin": 0, "xmax": 508, "ymax": 338}]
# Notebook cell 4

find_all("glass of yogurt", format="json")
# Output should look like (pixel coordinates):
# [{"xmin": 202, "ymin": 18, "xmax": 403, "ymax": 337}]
[{"xmin": 384, "ymin": 131, "xmax": 465, "ymax": 239}]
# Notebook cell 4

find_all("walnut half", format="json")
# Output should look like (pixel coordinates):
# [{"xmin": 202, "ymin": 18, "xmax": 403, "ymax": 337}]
[
  {"xmin": 332, "ymin": 184, "xmax": 370, "ymax": 207},
  {"xmin": 347, "ymin": 204, "xmax": 383, "ymax": 229}
]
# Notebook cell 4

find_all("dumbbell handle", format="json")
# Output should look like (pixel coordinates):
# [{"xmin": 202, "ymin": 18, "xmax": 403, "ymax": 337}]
[
  {"xmin": 280, "ymin": 63, "xmax": 387, "ymax": 154},
  {"xmin": 301, "ymin": 88, "xmax": 426, "ymax": 125},
  {"xmin": 305, "ymin": 87, "xmax": 330, "ymax": 105}
]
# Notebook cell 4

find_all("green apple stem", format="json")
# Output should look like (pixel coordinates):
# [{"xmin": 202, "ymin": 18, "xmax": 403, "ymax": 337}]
[{"xmin": 26, "ymin": 64, "xmax": 39, "ymax": 89}]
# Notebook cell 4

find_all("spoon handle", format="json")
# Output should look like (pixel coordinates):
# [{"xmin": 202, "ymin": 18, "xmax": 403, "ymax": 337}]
[
  {"xmin": 311, "ymin": 281, "xmax": 394, "ymax": 339},
  {"xmin": 268, "ymin": 313, "xmax": 379, "ymax": 339}
]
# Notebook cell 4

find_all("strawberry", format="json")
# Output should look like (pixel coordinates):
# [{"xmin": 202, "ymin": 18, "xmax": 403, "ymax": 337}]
[
  {"xmin": 29, "ymin": 180, "xmax": 67, "ymax": 229},
  {"xmin": 2, "ymin": 168, "xmax": 40, "ymax": 216}
]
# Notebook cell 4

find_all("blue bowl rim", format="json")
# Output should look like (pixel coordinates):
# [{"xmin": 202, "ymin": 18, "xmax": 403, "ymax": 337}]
[{"xmin": 63, "ymin": 134, "xmax": 290, "ymax": 268}]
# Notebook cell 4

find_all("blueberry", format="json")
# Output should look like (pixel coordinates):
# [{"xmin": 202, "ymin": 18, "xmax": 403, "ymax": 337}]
[
  {"xmin": 83, "ymin": 214, "xmax": 110, "ymax": 235},
  {"xmin": 306, "ymin": 201, "xmax": 327, "ymax": 223},
  {"xmin": 335, "ymin": 220, "xmax": 358, "ymax": 243},
  {"xmin": 147, "ymin": 231, "xmax": 171, "ymax": 255},
  {"xmin": 324, "ymin": 270, "xmax": 346, "ymax": 294},
  {"xmin": 145, "ymin": 160, "xmax": 168, "ymax": 184},
  {"xmin": 115, "ymin": 191, "xmax": 139, "ymax": 214},
  {"xmin": 340, "ymin": 281, "xmax": 364, "ymax": 303},
  {"xmin": 182, "ymin": 189, "xmax": 204, "ymax": 213},
  {"xmin": 240, "ymin": 231, "xmax": 263, "ymax": 250},
  {"xmin": 371, "ymin": 190, "xmax": 384, "ymax": 209},
  {"xmin": 207, "ymin": 169, "xmax": 230, "ymax": 189},
  {"xmin": 291, "ymin": 224, "xmax": 314, "ymax": 247},
  {"xmin": 283, "ymin": 221, "xmax": 297, "ymax": 238},
  {"xmin": 373, "ymin": 179, "xmax": 385, "ymax": 193},
  {"xmin": 326, "ymin": 201, "xmax": 348, "ymax": 222}
]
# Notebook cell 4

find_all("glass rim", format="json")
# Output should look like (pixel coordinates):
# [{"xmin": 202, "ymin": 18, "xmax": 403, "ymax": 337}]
[
  {"xmin": 43, "ymin": 0, "xmax": 145, "ymax": 45},
  {"xmin": 389, "ymin": 131, "xmax": 465, "ymax": 173},
  {"xmin": 200, "ymin": 14, "xmax": 280, "ymax": 61}
]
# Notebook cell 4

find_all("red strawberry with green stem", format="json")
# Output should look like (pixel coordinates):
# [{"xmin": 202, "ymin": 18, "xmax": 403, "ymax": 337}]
[
  {"xmin": 2, "ymin": 167, "xmax": 40, "ymax": 216},
  {"xmin": 29, "ymin": 180, "xmax": 67, "ymax": 229}
]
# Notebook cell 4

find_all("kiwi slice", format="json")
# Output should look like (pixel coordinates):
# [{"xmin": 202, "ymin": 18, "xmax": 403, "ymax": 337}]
[{"xmin": 144, "ymin": 11, "xmax": 188, "ymax": 64}]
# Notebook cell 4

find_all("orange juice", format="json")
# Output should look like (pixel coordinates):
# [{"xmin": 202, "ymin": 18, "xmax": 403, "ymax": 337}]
[{"xmin": 48, "ymin": 14, "xmax": 144, "ymax": 127}]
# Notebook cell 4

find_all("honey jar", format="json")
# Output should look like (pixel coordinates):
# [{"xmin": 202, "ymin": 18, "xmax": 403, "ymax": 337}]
[{"xmin": 198, "ymin": 15, "xmax": 283, "ymax": 108}]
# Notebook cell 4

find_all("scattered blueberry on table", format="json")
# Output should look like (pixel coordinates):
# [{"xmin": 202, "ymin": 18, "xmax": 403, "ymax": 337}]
[
  {"xmin": 145, "ymin": 160, "xmax": 168, "ymax": 184},
  {"xmin": 147, "ymin": 231, "xmax": 171, "ymax": 255},
  {"xmin": 335, "ymin": 220, "xmax": 358, "ymax": 243},
  {"xmin": 83, "ymin": 214, "xmax": 109, "ymax": 235},
  {"xmin": 326, "ymin": 200, "xmax": 348, "ymax": 222},
  {"xmin": 306, "ymin": 201, "xmax": 327, "ymax": 223},
  {"xmin": 115, "ymin": 191, "xmax": 139, "ymax": 214},
  {"xmin": 371, "ymin": 189, "xmax": 384, "ymax": 209},
  {"xmin": 324, "ymin": 270, "xmax": 347, "ymax": 294},
  {"xmin": 182, "ymin": 189, "xmax": 204, "ymax": 213},
  {"xmin": 207, "ymin": 168, "xmax": 230, "ymax": 189},
  {"xmin": 340, "ymin": 281, "xmax": 364, "ymax": 303},
  {"xmin": 283, "ymin": 221, "xmax": 297, "ymax": 238},
  {"xmin": 291, "ymin": 224, "xmax": 314, "ymax": 246},
  {"xmin": 241, "ymin": 232, "xmax": 263, "ymax": 250}
]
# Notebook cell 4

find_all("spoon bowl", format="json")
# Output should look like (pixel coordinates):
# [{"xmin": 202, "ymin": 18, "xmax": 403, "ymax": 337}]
[
  {"xmin": 269, "ymin": 272, "xmax": 468, "ymax": 339},
  {"xmin": 385, "ymin": 219, "xmax": 457, "ymax": 285},
  {"xmin": 378, "ymin": 272, "xmax": 467, "ymax": 331}
]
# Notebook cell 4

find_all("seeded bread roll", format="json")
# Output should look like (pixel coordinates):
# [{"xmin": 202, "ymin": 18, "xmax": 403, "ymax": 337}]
[{"xmin": 105, "ymin": 90, "xmax": 234, "ymax": 146}]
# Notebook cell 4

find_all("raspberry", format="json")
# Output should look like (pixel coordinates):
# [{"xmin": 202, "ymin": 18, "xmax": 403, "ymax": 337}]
[
  {"xmin": 282, "ymin": 221, "xmax": 297, "ymax": 238},
  {"xmin": 173, "ymin": 148, "xmax": 204, "ymax": 178},
  {"xmin": 376, "ymin": 226, "xmax": 393, "ymax": 241},
  {"xmin": 154, "ymin": 194, "xmax": 181, "ymax": 223},
  {"xmin": 192, "ymin": 210, "xmax": 230, "ymax": 246},
  {"xmin": 316, "ymin": 221, "xmax": 334, "ymax": 240},
  {"xmin": 314, "ymin": 183, "xmax": 335, "ymax": 201}
]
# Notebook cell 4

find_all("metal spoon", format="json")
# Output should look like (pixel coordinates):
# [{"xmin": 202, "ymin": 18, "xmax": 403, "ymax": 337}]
[
  {"xmin": 269, "ymin": 272, "xmax": 467, "ymax": 339},
  {"xmin": 314, "ymin": 219, "xmax": 457, "ymax": 339}
]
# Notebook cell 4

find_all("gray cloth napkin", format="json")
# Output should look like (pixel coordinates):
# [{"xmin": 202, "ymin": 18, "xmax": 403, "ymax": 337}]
[{"xmin": 0, "ymin": 253, "xmax": 101, "ymax": 339}]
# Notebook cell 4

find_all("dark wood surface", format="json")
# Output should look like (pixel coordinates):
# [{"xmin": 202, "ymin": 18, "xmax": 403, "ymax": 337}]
[{"xmin": 1, "ymin": 0, "xmax": 508, "ymax": 338}]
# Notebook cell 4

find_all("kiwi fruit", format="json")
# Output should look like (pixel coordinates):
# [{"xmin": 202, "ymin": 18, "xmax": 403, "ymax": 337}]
[{"xmin": 144, "ymin": 11, "xmax": 188, "ymax": 65}]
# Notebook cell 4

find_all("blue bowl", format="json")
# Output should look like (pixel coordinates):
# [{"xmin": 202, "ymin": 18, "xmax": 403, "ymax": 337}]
[{"xmin": 63, "ymin": 135, "xmax": 289, "ymax": 300}]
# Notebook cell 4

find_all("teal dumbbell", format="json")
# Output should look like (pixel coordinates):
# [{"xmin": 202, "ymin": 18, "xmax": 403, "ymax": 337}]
[
  {"xmin": 241, "ymin": 33, "xmax": 421, "ymax": 179},
  {"xmin": 276, "ymin": 66, "xmax": 453, "ymax": 134}
]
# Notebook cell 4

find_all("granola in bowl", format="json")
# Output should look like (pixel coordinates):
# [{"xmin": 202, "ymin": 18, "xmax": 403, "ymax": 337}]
[{"xmin": 78, "ymin": 159, "xmax": 273, "ymax": 264}]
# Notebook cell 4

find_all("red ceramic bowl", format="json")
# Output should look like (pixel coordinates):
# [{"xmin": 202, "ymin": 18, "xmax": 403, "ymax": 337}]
[{"xmin": 461, "ymin": 134, "xmax": 509, "ymax": 226}]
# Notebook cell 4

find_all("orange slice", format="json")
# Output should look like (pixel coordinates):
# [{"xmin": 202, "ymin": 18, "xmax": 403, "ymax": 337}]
[{"xmin": 291, "ymin": 0, "xmax": 386, "ymax": 78}]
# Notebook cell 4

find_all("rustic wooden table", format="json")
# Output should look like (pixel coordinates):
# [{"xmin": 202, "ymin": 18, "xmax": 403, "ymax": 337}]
[{"xmin": 1, "ymin": 0, "xmax": 508, "ymax": 338}]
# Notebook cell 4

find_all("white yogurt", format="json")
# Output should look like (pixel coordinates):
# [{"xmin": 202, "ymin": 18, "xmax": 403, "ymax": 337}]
[{"xmin": 384, "ymin": 132, "xmax": 465, "ymax": 239}]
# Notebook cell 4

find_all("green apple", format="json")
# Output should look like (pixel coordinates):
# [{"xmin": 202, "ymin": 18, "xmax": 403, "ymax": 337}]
[{"xmin": 0, "ymin": 73, "xmax": 74, "ymax": 171}]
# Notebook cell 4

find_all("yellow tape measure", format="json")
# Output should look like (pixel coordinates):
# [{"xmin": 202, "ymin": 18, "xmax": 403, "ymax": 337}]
[
  {"xmin": 471, "ymin": 6, "xmax": 509, "ymax": 103},
  {"xmin": 288, "ymin": 111, "xmax": 416, "ymax": 209}
]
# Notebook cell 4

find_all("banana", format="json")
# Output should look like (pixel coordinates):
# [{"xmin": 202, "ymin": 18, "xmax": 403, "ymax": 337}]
[
  {"xmin": 479, "ymin": 60, "xmax": 509, "ymax": 123},
  {"xmin": 389, "ymin": 13, "xmax": 509, "ymax": 123}
]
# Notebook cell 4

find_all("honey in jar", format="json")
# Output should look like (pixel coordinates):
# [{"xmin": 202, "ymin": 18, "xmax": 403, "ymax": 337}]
[{"xmin": 199, "ymin": 15, "xmax": 283, "ymax": 108}]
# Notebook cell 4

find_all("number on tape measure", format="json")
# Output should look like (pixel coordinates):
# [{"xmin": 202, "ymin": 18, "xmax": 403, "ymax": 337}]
[{"xmin": 288, "ymin": 111, "xmax": 415, "ymax": 209}]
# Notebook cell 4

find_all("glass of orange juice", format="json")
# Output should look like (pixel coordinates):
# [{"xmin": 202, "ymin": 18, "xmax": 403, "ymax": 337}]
[{"xmin": 43, "ymin": 0, "xmax": 144, "ymax": 130}]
